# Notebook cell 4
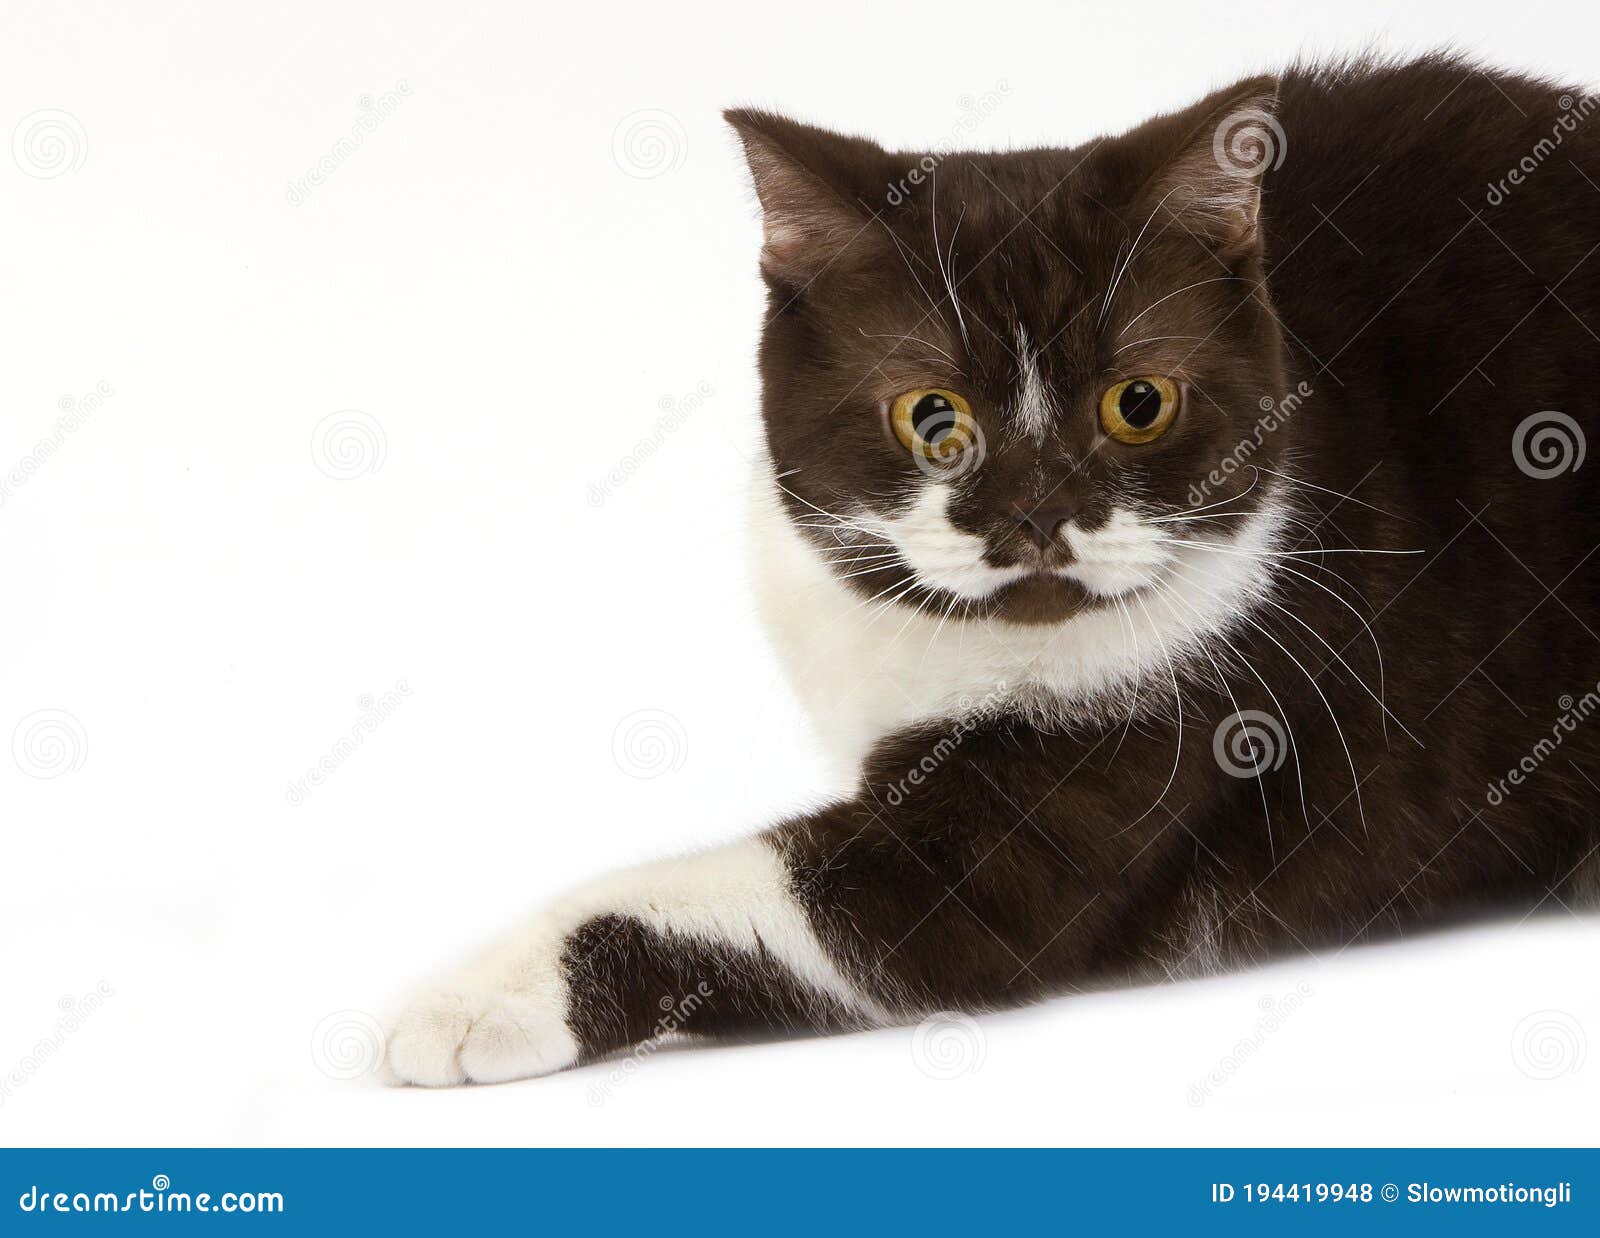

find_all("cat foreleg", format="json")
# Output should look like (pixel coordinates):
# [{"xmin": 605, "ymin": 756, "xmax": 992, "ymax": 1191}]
[{"xmin": 382, "ymin": 830, "xmax": 893, "ymax": 1086}]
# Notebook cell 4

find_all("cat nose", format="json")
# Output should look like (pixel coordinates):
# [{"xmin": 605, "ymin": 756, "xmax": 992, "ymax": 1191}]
[{"xmin": 1011, "ymin": 499, "xmax": 1078, "ymax": 548}]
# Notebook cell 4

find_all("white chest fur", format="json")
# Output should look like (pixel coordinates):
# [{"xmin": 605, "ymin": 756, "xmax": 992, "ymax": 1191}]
[{"xmin": 747, "ymin": 468, "xmax": 1285, "ymax": 784}]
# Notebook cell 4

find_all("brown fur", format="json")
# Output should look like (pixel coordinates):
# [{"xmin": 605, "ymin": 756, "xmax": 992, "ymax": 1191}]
[
  {"xmin": 560, "ymin": 54, "xmax": 1600, "ymax": 1053},
  {"xmin": 735, "ymin": 54, "xmax": 1600, "ymax": 1009}
]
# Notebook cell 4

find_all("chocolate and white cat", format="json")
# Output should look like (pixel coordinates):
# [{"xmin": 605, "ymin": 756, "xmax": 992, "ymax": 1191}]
[{"xmin": 383, "ymin": 55, "xmax": 1600, "ymax": 1085}]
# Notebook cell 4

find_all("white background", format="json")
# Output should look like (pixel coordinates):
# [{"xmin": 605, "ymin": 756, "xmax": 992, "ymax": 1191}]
[{"xmin": 3, "ymin": 0, "xmax": 1596, "ymax": 1147}]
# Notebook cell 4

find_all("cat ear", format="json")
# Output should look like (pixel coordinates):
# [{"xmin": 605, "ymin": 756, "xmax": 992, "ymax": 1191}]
[
  {"xmin": 1138, "ymin": 75, "xmax": 1283, "ymax": 259},
  {"xmin": 724, "ymin": 109, "xmax": 887, "ymax": 287}
]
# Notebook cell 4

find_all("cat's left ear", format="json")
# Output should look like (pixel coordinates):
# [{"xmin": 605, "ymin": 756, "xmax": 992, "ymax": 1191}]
[{"xmin": 1135, "ymin": 75, "xmax": 1283, "ymax": 261}]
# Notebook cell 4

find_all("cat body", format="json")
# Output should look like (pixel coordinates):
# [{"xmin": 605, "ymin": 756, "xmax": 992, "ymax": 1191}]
[{"xmin": 384, "ymin": 56, "xmax": 1600, "ymax": 1085}]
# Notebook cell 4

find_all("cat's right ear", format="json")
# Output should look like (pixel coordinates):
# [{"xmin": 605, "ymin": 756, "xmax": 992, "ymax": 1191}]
[{"xmin": 724, "ymin": 109, "xmax": 886, "ymax": 290}]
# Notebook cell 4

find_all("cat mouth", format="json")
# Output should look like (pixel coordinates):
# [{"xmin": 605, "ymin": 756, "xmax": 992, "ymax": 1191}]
[
  {"xmin": 913, "ymin": 536, "xmax": 1169, "ymax": 619},
  {"xmin": 984, "ymin": 540, "xmax": 1075, "ymax": 575},
  {"xmin": 985, "ymin": 558, "xmax": 1168, "ymax": 616},
  {"xmin": 1000, "ymin": 532, "xmax": 1171, "ymax": 602},
  {"xmin": 989, "ymin": 547, "xmax": 1160, "ymax": 597},
  {"xmin": 983, "ymin": 570, "xmax": 1100, "ymax": 624}
]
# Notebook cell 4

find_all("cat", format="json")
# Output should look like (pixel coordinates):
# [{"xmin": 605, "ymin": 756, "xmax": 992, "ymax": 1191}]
[{"xmin": 382, "ymin": 54, "xmax": 1600, "ymax": 1086}]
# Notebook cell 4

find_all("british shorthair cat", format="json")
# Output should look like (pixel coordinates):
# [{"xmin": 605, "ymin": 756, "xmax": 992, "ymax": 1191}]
[{"xmin": 382, "ymin": 54, "xmax": 1600, "ymax": 1085}]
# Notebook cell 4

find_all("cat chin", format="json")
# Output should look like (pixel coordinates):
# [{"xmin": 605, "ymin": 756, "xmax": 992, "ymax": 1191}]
[{"xmin": 975, "ymin": 572, "xmax": 1102, "ymax": 626}]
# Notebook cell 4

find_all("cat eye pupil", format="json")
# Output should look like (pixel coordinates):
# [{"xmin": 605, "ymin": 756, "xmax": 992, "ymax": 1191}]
[
  {"xmin": 1118, "ymin": 381, "xmax": 1162, "ymax": 429},
  {"xmin": 912, "ymin": 393, "xmax": 955, "ymax": 443},
  {"xmin": 890, "ymin": 388, "xmax": 975, "ymax": 462}
]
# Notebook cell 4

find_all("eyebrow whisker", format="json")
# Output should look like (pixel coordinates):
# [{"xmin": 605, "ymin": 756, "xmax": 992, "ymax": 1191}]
[{"xmin": 1116, "ymin": 276, "xmax": 1252, "ymax": 339}]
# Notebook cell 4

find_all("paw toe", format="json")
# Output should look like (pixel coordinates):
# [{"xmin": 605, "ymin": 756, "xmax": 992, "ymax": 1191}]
[
  {"xmin": 459, "ymin": 994, "xmax": 580, "ymax": 1084},
  {"xmin": 383, "ymin": 994, "xmax": 472, "ymax": 1087},
  {"xmin": 383, "ymin": 989, "xmax": 579, "ymax": 1087}
]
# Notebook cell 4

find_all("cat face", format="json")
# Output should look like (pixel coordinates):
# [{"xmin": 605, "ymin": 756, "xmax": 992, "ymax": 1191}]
[{"xmin": 731, "ymin": 79, "xmax": 1291, "ymax": 626}]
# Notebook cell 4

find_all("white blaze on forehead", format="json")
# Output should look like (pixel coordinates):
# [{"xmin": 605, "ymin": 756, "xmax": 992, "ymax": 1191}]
[
  {"xmin": 883, "ymin": 482, "xmax": 1030, "ymax": 601},
  {"xmin": 1013, "ymin": 324, "xmax": 1053, "ymax": 443}
]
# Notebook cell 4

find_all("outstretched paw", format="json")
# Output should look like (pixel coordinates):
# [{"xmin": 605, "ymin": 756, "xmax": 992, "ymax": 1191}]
[{"xmin": 384, "ymin": 987, "xmax": 580, "ymax": 1087}]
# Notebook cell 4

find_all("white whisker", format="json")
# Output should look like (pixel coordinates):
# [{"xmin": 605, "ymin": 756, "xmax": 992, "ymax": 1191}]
[
  {"xmin": 1100, "ymin": 186, "xmax": 1179, "ymax": 327},
  {"xmin": 856, "ymin": 327, "xmax": 956, "ymax": 365},
  {"xmin": 1249, "ymin": 464, "xmax": 1411, "ymax": 524},
  {"xmin": 1165, "ymin": 557, "xmax": 1368, "ymax": 839},
  {"xmin": 931, "ymin": 173, "xmax": 971, "ymax": 353},
  {"xmin": 1156, "ymin": 570, "xmax": 1311, "ymax": 853},
  {"xmin": 1156, "ymin": 538, "xmax": 1422, "ymax": 559},
  {"xmin": 1117, "ymin": 276, "xmax": 1252, "ymax": 339},
  {"xmin": 1113, "ymin": 333, "xmax": 1206, "ymax": 354},
  {"xmin": 1106, "ymin": 590, "xmax": 1185, "ymax": 840}
]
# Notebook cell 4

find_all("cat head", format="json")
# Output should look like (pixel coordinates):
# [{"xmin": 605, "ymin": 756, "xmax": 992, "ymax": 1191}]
[{"xmin": 729, "ymin": 77, "xmax": 1292, "ymax": 626}]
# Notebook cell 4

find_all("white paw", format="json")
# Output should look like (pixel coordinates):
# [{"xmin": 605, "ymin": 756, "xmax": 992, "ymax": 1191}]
[{"xmin": 383, "ymin": 987, "xmax": 581, "ymax": 1087}]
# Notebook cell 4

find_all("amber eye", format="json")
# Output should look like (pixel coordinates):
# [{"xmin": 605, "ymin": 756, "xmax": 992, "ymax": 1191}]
[
  {"xmin": 889, "ymin": 389, "xmax": 977, "ymax": 462},
  {"xmin": 1099, "ymin": 377, "xmax": 1181, "ymax": 443}
]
